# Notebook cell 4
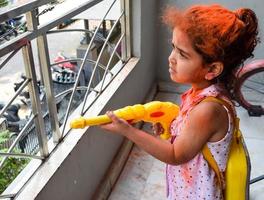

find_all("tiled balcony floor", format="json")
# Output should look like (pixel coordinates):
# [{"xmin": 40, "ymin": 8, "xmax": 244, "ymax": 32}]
[{"xmin": 108, "ymin": 89, "xmax": 264, "ymax": 200}]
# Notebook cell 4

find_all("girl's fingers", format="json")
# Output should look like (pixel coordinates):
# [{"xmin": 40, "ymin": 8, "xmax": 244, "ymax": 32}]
[
  {"xmin": 106, "ymin": 111, "xmax": 122, "ymax": 123},
  {"xmin": 152, "ymin": 122, "xmax": 164, "ymax": 135}
]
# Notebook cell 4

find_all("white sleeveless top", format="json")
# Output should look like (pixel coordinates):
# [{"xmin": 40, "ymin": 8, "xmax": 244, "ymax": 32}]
[{"xmin": 166, "ymin": 84, "xmax": 234, "ymax": 200}]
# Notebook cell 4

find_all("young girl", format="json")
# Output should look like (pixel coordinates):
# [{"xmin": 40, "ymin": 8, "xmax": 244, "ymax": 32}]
[{"xmin": 100, "ymin": 4, "xmax": 259, "ymax": 200}]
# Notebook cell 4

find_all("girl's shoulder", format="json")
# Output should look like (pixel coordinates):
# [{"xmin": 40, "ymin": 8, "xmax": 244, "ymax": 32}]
[
  {"xmin": 183, "ymin": 84, "xmax": 231, "ymax": 135},
  {"xmin": 187, "ymin": 98, "xmax": 230, "ymax": 143},
  {"xmin": 191, "ymin": 83, "xmax": 231, "ymax": 125},
  {"xmin": 190, "ymin": 99, "xmax": 228, "ymax": 124},
  {"xmin": 181, "ymin": 84, "xmax": 230, "ymax": 112}
]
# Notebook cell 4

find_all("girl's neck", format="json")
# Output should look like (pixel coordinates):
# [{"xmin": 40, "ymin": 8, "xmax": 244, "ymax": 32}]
[{"xmin": 191, "ymin": 81, "xmax": 213, "ymax": 93}]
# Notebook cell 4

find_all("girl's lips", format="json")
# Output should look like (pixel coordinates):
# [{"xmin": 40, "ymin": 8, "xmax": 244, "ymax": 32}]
[{"xmin": 169, "ymin": 67, "xmax": 176, "ymax": 74}]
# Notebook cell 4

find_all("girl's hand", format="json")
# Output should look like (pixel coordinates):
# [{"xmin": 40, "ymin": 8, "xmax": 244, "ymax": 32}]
[
  {"xmin": 152, "ymin": 122, "xmax": 164, "ymax": 136},
  {"xmin": 100, "ymin": 111, "xmax": 134, "ymax": 136}
]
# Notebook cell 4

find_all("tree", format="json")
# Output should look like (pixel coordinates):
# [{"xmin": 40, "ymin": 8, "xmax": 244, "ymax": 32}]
[
  {"xmin": 0, "ymin": 131, "xmax": 30, "ymax": 194},
  {"xmin": 0, "ymin": 0, "xmax": 8, "ymax": 8}
]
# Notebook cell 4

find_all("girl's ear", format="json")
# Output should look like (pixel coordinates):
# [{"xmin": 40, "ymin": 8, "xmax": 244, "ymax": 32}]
[{"xmin": 205, "ymin": 62, "xmax": 224, "ymax": 80}]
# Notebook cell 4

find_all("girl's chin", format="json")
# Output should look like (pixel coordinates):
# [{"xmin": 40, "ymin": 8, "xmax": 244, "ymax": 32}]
[
  {"xmin": 170, "ymin": 75, "xmax": 179, "ymax": 82},
  {"xmin": 170, "ymin": 76, "xmax": 186, "ymax": 84}
]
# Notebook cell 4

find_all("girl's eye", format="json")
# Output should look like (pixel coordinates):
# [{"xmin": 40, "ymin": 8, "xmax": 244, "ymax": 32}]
[
  {"xmin": 171, "ymin": 43, "xmax": 188, "ymax": 59},
  {"xmin": 175, "ymin": 48, "xmax": 187, "ymax": 59},
  {"xmin": 179, "ymin": 52, "xmax": 187, "ymax": 58}
]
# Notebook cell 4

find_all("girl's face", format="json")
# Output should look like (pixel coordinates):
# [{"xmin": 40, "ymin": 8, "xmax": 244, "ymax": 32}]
[{"xmin": 168, "ymin": 27, "xmax": 210, "ymax": 88}]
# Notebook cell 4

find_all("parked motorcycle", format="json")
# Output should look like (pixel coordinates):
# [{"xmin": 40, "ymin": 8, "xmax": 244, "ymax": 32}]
[
  {"xmin": 0, "ymin": 15, "xmax": 27, "ymax": 44},
  {"xmin": 0, "ymin": 52, "xmax": 87, "ymax": 153}
]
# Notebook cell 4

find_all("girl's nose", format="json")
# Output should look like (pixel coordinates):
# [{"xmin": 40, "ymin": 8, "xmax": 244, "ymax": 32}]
[{"xmin": 168, "ymin": 51, "xmax": 176, "ymax": 65}]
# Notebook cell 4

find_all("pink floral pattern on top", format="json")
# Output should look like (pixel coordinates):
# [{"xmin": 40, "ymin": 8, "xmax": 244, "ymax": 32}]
[{"xmin": 166, "ymin": 84, "xmax": 234, "ymax": 200}]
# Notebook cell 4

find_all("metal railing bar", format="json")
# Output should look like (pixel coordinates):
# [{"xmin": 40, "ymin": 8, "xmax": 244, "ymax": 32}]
[
  {"xmin": 120, "ymin": 0, "xmax": 131, "ymax": 61},
  {"xmin": 0, "ymin": 152, "xmax": 43, "ymax": 160},
  {"xmin": 70, "ymin": 62, "xmax": 123, "ymax": 117},
  {"xmin": 50, "ymin": 58, "xmax": 112, "ymax": 72},
  {"xmin": 55, "ymin": 86, "xmax": 88, "ymax": 99},
  {"xmin": 60, "ymin": 0, "xmax": 118, "ymax": 135},
  {"xmin": 22, "ymin": 43, "xmax": 49, "ymax": 157},
  {"xmin": 80, "ymin": 60, "xmax": 125, "ymax": 114},
  {"xmin": 0, "ymin": 193, "xmax": 16, "ymax": 199},
  {"xmin": 0, "ymin": 0, "xmax": 52, "ymax": 23},
  {"xmin": 26, "ymin": 9, "xmax": 39, "ymax": 31},
  {"xmin": 0, "ymin": 78, "xmax": 31, "ymax": 118},
  {"xmin": 80, "ymin": 12, "xmax": 124, "ymax": 115},
  {"xmin": 0, "ymin": 115, "xmax": 36, "ymax": 170},
  {"xmin": 89, "ymin": 88, "xmax": 100, "ymax": 93},
  {"xmin": 0, "ymin": 0, "xmax": 103, "ymax": 57},
  {"xmin": 37, "ymin": 34, "xmax": 61, "ymax": 143},
  {"xmin": 0, "ymin": 32, "xmax": 30, "ymax": 57},
  {"xmin": 0, "ymin": 47, "xmax": 21, "ymax": 70},
  {"xmin": 77, "ymin": 92, "xmax": 101, "ymax": 117},
  {"xmin": 65, "ymin": 61, "xmax": 125, "ymax": 133},
  {"xmin": 98, "ymin": 33, "xmax": 124, "ymax": 93},
  {"xmin": 47, "ymin": 29, "xmax": 122, "ymax": 60}
]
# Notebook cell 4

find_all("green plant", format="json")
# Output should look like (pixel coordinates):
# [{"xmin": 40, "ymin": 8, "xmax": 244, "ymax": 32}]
[
  {"xmin": 0, "ymin": 130, "xmax": 10, "ymax": 144},
  {"xmin": 0, "ymin": 149, "xmax": 30, "ymax": 194},
  {"xmin": 0, "ymin": 0, "xmax": 8, "ymax": 8}
]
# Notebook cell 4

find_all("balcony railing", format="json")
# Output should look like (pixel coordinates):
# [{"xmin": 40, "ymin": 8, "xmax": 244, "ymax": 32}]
[{"xmin": 0, "ymin": 0, "xmax": 130, "ymax": 198}]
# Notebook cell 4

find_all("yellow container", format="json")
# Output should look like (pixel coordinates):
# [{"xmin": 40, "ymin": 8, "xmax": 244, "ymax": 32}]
[{"xmin": 225, "ymin": 127, "xmax": 250, "ymax": 200}]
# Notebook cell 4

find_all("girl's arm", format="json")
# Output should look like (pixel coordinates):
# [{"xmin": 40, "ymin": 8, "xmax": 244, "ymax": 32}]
[
  {"xmin": 100, "ymin": 101, "xmax": 228, "ymax": 165},
  {"xmin": 100, "ymin": 111, "xmax": 178, "ymax": 164}
]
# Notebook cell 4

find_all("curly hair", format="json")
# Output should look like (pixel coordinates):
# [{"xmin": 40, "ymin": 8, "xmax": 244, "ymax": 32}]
[{"xmin": 162, "ymin": 4, "xmax": 260, "ymax": 91}]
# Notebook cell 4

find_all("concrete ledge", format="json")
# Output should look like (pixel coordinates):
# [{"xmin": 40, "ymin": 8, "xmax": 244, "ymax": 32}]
[
  {"xmin": 13, "ymin": 57, "xmax": 152, "ymax": 200},
  {"xmin": 92, "ymin": 83, "xmax": 158, "ymax": 200}
]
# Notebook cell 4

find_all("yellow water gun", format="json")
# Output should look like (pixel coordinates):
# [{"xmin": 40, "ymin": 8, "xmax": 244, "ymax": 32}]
[{"xmin": 70, "ymin": 101, "xmax": 179, "ymax": 140}]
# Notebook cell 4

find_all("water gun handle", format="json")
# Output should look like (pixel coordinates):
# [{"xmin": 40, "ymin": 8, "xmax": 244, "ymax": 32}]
[
  {"xmin": 159, "ymin": 122, "xmax": 171, "ymax": 140},
  {"xmin": 70, "ymin": 113, "xmax": 122, "ymax": 129}
]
